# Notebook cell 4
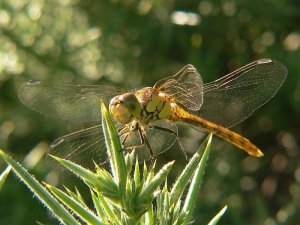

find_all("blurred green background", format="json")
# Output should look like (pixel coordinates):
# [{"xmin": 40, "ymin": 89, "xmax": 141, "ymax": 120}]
[{"xmin": 0, "ymin": 0, "xmax": 299, "ymax": 224}]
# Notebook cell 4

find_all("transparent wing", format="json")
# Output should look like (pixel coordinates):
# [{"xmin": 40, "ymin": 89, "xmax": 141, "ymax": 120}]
[
  {"xmin": 120, "ymin": 120, "xmax": 178, "ymax": 160},
  {"xmin": 198, "ymin": 59, "xmax": 287, "ymax": 128},
  {"xmin": 48, "ymin": 125, "xmax": 107, "ymax": 170},
  {"xmin": 18, "ymin": 80, "xmax": 125, "ymax": 122},
  {"xmin": 154, "ymin": 64, "xmax": 203, "ymax": 111},
  {"xmin": 48, "ymin": 120, "xmax": 178, "ymax": 168}
]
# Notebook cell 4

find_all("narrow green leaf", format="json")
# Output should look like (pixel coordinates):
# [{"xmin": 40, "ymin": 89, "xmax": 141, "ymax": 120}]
[
  {"xmin": 173, "ymin": 211, "xmax": 187, "ymax": 225},
  {"xmin": 140, "ymin": 161, "xmax": 174, "ymax": 202},
  {"xmin": 173, "ymin": 198, "xmax": 181, "ymax": 216},
  {"xmin": 47, "ymin": 184, "xmax": 104, "ymax": 225},
  {"xmin": 142, "ymin": 162, "xmax": 148, "ymax": 184},
  {"xmin": 0, "ymin": 150, "xmax": 79, "ymax": 225},
  {"xmin": 163, "ymin": 189, "xmax": 170, "ymax": 217},
  {"xmin": 134, "ymin": 157, "xmax": 140, "ymax": 188},
  {"xmin": 146, "ymin": 204, "xmax": 156, "ymax": 225},
  {"xmin": 145, "ymin": 161, "xmax": 156, "ymax": 186},
  {"xmin": 50, "ymin": 155, "xmax": 119, "ymax": 199},
  {"xmin": 91, "ymin": 191, "xmax": 106, "ymax": 219},
  {"xmin": 208, "ymin": 205, "xmax": 228, "ymax": 225},
  {"xmin": 125, "ymin": 178, "xmax": 133, "ymax": 210},
  {"xmin": 157, "ymin": 191, "xmax": 163, "ymax": 218},
  {"xmin": 75, "ymin": 187, "xmax": 86, "ymax": 205},
  {"xmin": 50, "ymin": 154, "xmax": 95, "ymax": 180},
  {"xmin": 125, "ymin": 150, "xmax": 135, "ymax": 176},
  {"xmin": 101, "ymin": 102, "xmax": 127, "ymax": 195},
  {"xmin": 64, "ymin": 186, "xmax": 86, "ymax": 206},
  {"xmin": 0, "ymin": 166, "xmax": 11, "ymax": 191},
  {"xmin": 97, "ymin": 192, "xmax": 120, "ymax": 223},
  {"xmin": 182, "ymin": 134, "xmax": 213, "ymax": 225},
  {"xmin": 170, "ymin": 134, "xmax": 212, "ymax": 205}
]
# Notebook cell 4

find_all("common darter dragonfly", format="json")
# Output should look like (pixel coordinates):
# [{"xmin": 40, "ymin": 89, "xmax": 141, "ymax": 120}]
[{"xmin": 19, "ymin": 59, "xmax": 287, "ymax": 168}]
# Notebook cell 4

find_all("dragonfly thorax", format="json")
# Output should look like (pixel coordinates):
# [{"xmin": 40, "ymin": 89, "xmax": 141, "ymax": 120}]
[{"xmin": 135, "ymin": 87, "xmax": 173, "ymax": 123}]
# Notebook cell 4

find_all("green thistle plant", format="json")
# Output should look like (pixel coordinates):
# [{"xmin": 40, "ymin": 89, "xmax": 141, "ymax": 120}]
[{"xmin": 0, "ymin": 103, "xmax": 227, "ymax": 224}]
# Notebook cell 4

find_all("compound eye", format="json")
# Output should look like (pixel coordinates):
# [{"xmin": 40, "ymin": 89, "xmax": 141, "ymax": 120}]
[
  {"xmin": 120, "ymin": 93, "xmax": 142, "ymax": 117},
  {"xmin": 109, "ymin": 96, "xmax": 132, "ymax": 124}
]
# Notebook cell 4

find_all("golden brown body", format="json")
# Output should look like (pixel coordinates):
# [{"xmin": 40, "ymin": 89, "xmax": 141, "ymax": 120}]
[
  {"xmin": 170, "ymin": 104, "xmax": 263, "ymax": 157},
  {"xmin": 122, "ymin": 86, "xmax": 264, "ymax": 157}
]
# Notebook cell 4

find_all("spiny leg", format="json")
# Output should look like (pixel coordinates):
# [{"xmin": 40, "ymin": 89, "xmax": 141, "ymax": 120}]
[
  {"xmin": 117, "ymin": 125, "xmax": 137, "ymax": 152},
  {"xmin": 119, "ymin": 130, "xmax": 144, "ymax": 155},
  {"xmin": 123, "ymin": 127, "xmax": 155, "ymax": 162},
  {"xmin": 139, "ymin": 127, "xmax": 155, "ymax": 160},
  {"xmin": 151, "ymin": 125, "xmax": 187, "ymax": 159},
  {"xmin": 118, "ymin": 124, "xmax": 145, "ymax": 149},
  {"xmin": 118, "ymin": 125, "xmax": 129, "ymax": 136},
  {"xmin": 121, "ymin": 127, "xmax": 149, "ymax": 154},
  {"xmin": 121, "ymin": 132, "xmax": 130, "ymax": 147},
  {"xmin": 117, "ymin": 124, "xmax": 155, "ymax": 162}
]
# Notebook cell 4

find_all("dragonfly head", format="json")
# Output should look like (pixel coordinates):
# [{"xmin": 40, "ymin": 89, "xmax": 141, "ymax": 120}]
[{"xmin": 109, "ymin": 93, "xmax": 142, "ymax": 124}]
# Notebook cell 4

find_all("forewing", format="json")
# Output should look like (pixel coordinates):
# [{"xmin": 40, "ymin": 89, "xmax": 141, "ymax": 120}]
[
  {"xmin": 48, "ymin": 125, "xmax": 107, "ymax": 170},
  {"xmin": 198, "ymin": 59, "xmax": 287, "ymax": 128},
  {"xmin": 18, "ymin": 80, "xmax": 125, "ymax": 122},
  {"xmin": 154, "ymin": 64, "xmax": 203, "ymax": 111}
]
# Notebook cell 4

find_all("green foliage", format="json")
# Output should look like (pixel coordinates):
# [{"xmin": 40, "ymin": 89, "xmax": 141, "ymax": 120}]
[
  {"xmin": 0, "ymin": 104, "xmax": 225, "ymax": 225},
  {"xmin": 0, "ymin": 166, "xmax": 11, "ymax": 191},
  {"xmin": 0, "ymin": 104, "xmax": 226, "ymax": 224}
]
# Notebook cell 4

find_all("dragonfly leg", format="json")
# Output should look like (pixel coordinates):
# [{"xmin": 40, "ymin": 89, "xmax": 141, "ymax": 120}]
[
  {"xmin": 118, "ymin": 126, "xmax": 134, "ymax": 152},
  {"xmin": 139, "ymin": 127, "xmax": 155, "ymax": 160},
  {"xmin": 118, "ymin": 125, "xmax": 130, "ymax": 136},
  {"xmin": 121, "ymin": 127, "xmax": 155, "ymax": 161},
  {"xmin": 151, "ymin": 125, "xmax": 187, "ymax": 159},
  {"xmin": 118, "ymin": 124, "xmax": 143, "ymax": 151},
  {"xmin": 118, "ymin": 125, "xmax": 126, "ymax": 132},
  {"xmin": 121, "ymin": 132, "xmax": 130, "ymax": 147}
]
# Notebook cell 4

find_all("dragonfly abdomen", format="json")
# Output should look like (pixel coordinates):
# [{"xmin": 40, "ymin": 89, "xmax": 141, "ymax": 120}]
[{"xmin": 172, "ymin": 106, "xmax": 264, "ymax": 157}]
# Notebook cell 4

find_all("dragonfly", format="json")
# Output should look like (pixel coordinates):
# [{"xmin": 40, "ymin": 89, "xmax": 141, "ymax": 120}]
[{"xmin": 19, "ymin": 58, "xmax": 287, "ymax": 168}]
